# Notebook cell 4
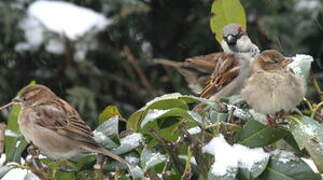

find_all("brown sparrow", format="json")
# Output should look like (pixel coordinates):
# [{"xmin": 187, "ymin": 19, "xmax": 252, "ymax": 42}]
[
  {"xmin": 0, "ymin": 85, "xmax": 127, "ymax": 164},
  {"xmin": 154, "ymin": 24, "xmax": 259, "ymax": 103},
  {"xmin": 241, "ymin": 50, "xmax": 306, "ymax": 125}
]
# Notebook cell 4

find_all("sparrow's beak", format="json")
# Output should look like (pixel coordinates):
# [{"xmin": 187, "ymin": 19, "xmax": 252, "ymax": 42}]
[
  {"xmin": 280, "ymin": 58, "xmax": 293, "ymax": 68},
  {"xmin": 225, "ymin": 35, "xmax": 237, "ymax": 46},
  {"xmin": 12, "ymin": 96, "xmax": 23, "ymax": 103}
]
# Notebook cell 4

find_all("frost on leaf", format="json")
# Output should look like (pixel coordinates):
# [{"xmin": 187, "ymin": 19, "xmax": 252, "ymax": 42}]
[{"xmin": 203, "ymin": 134, "xmax": 269, "ymax": 179}]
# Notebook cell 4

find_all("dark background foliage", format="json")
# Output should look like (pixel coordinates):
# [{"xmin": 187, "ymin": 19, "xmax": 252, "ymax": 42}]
[{"xmin": 0, "ymin": 0, "xmax": 322, "ymax": 128}]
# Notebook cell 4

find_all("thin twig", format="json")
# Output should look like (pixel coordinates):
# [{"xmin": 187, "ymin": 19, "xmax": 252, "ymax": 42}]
[
  {"xmin": 148, "ymin": 128, "xmax": 184, "ymax": 174},
  {"xmin": 312, "ymin": 78, "xmax": 323, "ymax": 101},
  {"xmin": 179, "ymin": 126, "xmax": 208, "ymax": 179},
  {"xmin": 123, "ymin": 46, "xmax": 154, "ymax": 94},
  {"xmin": 0, "ymin": 123, "xmax": 5, "ymax": 154}
]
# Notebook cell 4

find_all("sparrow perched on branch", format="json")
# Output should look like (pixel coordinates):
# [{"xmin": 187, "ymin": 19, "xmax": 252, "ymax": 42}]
[
  {"xmin": 241, "ymin": 50, "xmax": 306, "ymax": 125},
  {"xmin": 0, "ymin": 85, "xmax": 127, "ymax": 164},
  {"xmin": 153, "ymin": 24, "xmax": 259, "ymax": 107}
]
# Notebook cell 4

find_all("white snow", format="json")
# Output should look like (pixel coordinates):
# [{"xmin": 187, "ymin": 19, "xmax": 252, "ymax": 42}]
[
  {"xmin": 5, "ymin": 129, "xmax": 19, "ymax": 137},
  {"xmin": 271, "ymin": 150, "xmax": 298, "ymax": 164},
  {"xmin": 188, "ymin": 127, "xmax": 201, "ymax": 135},
  {"xmin": 295, "ymin": 0, "xmax": 321, "ymax": 11},
  {"xmin": 203, "ymin": 134, "xmax": 269, "ymax": 176},
  {"xmin": 28, "ymin": 0, "xmax": 110, "ymax": 40},
  {"xmin": 16, "ymin": 0, "xmax": 111, "ymax": 60},
  {"xmin": 140, "ymin": 109, "xmax": 170, "ymax": 128},
  {"xmin": 301, "ymin": 158, "xmax": 319, "ymax": 173},
  {"xmin": 289, "ymin": 54, "xmax": 313, "ymax": 79},
  {"xmin": 2, "ymin": 168, "xmax": 28, "ymax": 180},
  {"xmin": 120, "ymin": 133, "xmax": 143, "ymax": 147}
]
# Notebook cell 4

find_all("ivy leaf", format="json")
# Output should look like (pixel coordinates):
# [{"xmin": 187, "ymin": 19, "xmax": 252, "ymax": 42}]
[{"xmin": 210, "ymin": 0, "xmax": 246, "ymax": 43}]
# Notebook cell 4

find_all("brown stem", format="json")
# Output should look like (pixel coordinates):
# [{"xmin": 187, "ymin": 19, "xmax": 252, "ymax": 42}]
[
  {"xmin": 148, "ymin": 128, "xmax": 184, "ymax": 174},
  {"xmin": 123, "ymin": 46, "xmax": 154, "ymax": 94},
  {"xmin": 179, "ymin": 126, "xmax": 208, "ymax": 179},
  {"xmin": 146, "ymin": 169, "xmax": 162, "ymax": 180},
  {"xmin": 0, "ymin": 123, "xmax": 5, "ymax": 154}
]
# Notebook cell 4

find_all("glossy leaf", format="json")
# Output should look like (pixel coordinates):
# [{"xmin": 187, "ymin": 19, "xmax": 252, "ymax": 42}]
[
  {"xmin": 237, "ymin": 120, "xmax": 288, "ymax": 148},
  {"xmin": 288, "ymin": 116, "xmax": 323, "ymax": 172},
  {"xmin": 210, "ymin": 0, "xmax": 246, "ymax": 43},
  {"xmin": 140, "ymin": 146, "xmax": 167, "ymax": 172},
  {"xmin": 98, "ymin": 105, "xmax": 121, "ymax": 124},
  {"xmin": 259, "ymin": 150, "xmax": 320, "ymax": 180},
  {"xmin": 94, "ymin": 115, "xmax": 120, "ymax": 146}
]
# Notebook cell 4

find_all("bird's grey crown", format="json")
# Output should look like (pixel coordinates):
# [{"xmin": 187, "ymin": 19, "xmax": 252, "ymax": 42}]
[{"xmin": 222, "ymin": 24, "xmax": 242, "ymax": 37}]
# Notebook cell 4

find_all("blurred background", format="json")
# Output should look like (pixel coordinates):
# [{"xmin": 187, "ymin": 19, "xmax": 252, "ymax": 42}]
[{"xmin": 0, "ymin": 0, "xmax": 322, "ymax": 128}]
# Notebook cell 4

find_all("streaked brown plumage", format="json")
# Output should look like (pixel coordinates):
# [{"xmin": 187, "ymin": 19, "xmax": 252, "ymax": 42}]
[
  {"xmin": 241, "ymin": 50, "xmax": 306, "ymax": 115},
  {"xmin": 153, "ymin": 24, "xmax": 259, "ymax": 112},
  {"xmin": 2, "ymin": 85, "xmax": 127, "ymax": 164}
]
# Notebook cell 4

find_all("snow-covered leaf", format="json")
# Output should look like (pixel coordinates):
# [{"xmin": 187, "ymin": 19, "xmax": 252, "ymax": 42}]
[
  {"xmin": 289, "ymin": 116, "xmax": 323, "ymax": 172},
  {"xmin": 140, "ymin": 147, "xmax": 167, "ymax": 172},
  {"xmin": 0, "ymin": 166, "xmax": 14, "ymax": 179},
  {"xmin": 289, "ymin": 54, "xmax": 313, "ymax": 80},
  {"xmin": 259, "ymin": 150, "xmax": 321, "ymax": 180},
  {"xmin": 98, "ymin": 106, "xmax": 121, "ymax": 124},
  {"xmin": 94, "ymin": 115, "xmax": 120, "ymax": 146},
  {"xmin": 204, "ymin": 135, "xmax": 269, "ymax": 180},
  {"xmin": 128, "ymin": 165, "xmax": 144, "ymax": 180},
  {"xmin": 112, "ymin": 133, "xmax": 143, "ymax": 155}
]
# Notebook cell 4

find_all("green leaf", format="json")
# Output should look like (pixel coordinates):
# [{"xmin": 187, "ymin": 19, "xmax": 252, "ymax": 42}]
[
  {"xmin": 0, "ymin": 165, "xmax": 14, "ymax": 179},
  {"xmin": 112, "ymin": 133, "xmax": 143, "ymax": 155},
  {"xmin": 259, "ymin": 150, "xmax": 320, "ymax": 180},
  {"xmin": 139, "ymin": 108, "xmax": 197, "ymax": 142},
  {"xmin": 237, "ymin": 120, "xmax": 288, "ymax": 148},
  {"xmin": 128, "ymin": 165, "xmax": 144, "ymax": 180},
  {"xmin": 98, "ymin": 106, "xmax": 121, "ymax": 124},
  {"xmin": 56, "ymin": 170, "xmax": 76, "ymax": 180},
  {"xmin": 210, "ymin": 0, "xmax": 246, "ymax": 43},
  {"xmin": 127, "ymin": 93, "xmax": 203, "ymax": 131},
  {"xmin": 288, "ymin": 116, "xmax": 323, "ymax": 172},
  {"xmin": 238, "ymin": 157, "xmax": 270, "ymax": 179},
  {"xmin": 140, "ymin": 146, "xmax": 167, "ymax": 172},
  {"xmin": 94, "ymin": 115, "xmax": 120, "ymax": 147}
]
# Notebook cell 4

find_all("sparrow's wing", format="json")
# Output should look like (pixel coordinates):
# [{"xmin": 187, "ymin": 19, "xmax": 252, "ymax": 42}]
[
  {"xmin": 153, "ymin": 53, "xmax": 231, "ymax": 94},
  {"xmin": 199, "ymin": 54, "xmax": 240, "ymax": 98},
  {"xmin": 33, "ymin": 98, "xmax": 97, "ymax": 145}
]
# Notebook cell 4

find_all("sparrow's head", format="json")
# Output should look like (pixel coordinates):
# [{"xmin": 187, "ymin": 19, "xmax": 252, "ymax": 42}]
[
  {"xmin": 222, "ymin": 24, "xmax": 246, "ymax": 46},
  {"xmin": 221, "ymin": 24, "xmax": 259, "ymax": 56},
  {"xmin": 12, "ymin": 85, "xmax": 56, "ymax": 106},
  {"xmin": 256, "ymin": 50, "xmax": 290, "ymax": 70}
]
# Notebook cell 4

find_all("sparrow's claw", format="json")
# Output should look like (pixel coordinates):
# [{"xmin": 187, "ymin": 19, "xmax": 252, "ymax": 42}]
[{"xmin": 27, "ymin": 144, "xmax": 40, "ymax": 158}]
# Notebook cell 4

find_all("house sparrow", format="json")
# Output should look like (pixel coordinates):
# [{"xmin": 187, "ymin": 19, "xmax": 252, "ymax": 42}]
[
  {"xmin": 241, "ymin": 50, "xmax": 306, "ymax": 125},
  {"xmin": 0, "ymin": 85, "xmax": 128, "ymax": 164},
  {"xmin": 153, "ymin": 24, "xmax": 259, "ymax": 106}
]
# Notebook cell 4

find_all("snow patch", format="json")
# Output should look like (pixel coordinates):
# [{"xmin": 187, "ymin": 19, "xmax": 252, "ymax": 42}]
[
  {"xmin": 203, "ymin": 134, "xmax": 269, "ymax": 176},
  {"xmin": 16, "ymin": 0, "xmax": 111, "ymax": 60},
  {"xmin": 301, "ymin": 158, "xmax": 319, "ymax": 173},
  {"xmin": 28, "ymin": 0, "xmax": 110, "ymax": 40},
  {"xmin": 289, "ymin": 54, "xmax": 313, "ymax": 79},
  {"xmin": 271, "ymin": 150, "xmax": 298, "ymax": 164}
]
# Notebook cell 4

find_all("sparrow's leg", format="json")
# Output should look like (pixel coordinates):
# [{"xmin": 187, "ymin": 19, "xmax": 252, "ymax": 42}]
[
  {"xmin": 266, "ymin": 115, "xmax": 277, "ymax": 127},
  {"xmin": 26, "ymin": 144, "xmax": 50, "ymax": 180}
]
